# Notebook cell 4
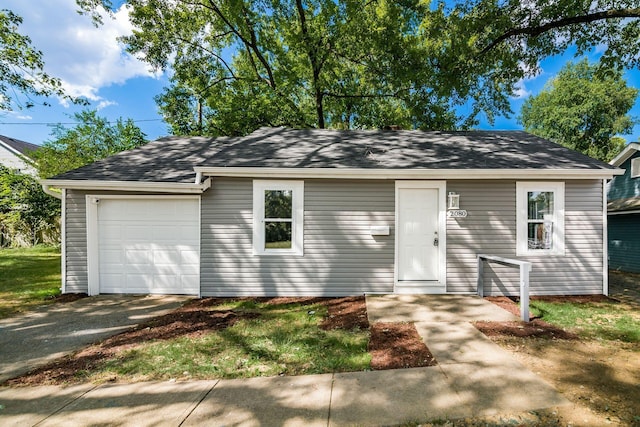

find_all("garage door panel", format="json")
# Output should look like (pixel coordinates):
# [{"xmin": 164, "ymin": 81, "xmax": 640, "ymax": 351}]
[
  {"xmin": 179, "ymin": 226, "xmax": 200, "ymax": 241},
  {"xmin": 152, "ymin": 226, "xmax": 186, "ymax": 242},
  {"xmin": 181, "ymin": 249, "xmax": 199, "ymax": 265},
  {"xmin": 97, "ymin": 198, "xmax": 200, "ymax": 295},
  {"xmin": 181, "ymin": 275, "xmax": 200, "ymax": 289},
  {"xmin": 153, "ymin": 250, "xmax": 181, "ymax": 265}
]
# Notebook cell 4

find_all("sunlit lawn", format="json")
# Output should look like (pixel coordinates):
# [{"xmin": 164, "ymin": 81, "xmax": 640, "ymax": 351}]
[
  {"xmin": 530, "ymin": 298, "xmax": 640, "ymax": 343},
  {"xmin": 81, "ymin": 299, "xmax": 371, "ymax": 383},
  {"xmin": 0, "ymin": 246, "xmax": 61, "ymax": 319}
]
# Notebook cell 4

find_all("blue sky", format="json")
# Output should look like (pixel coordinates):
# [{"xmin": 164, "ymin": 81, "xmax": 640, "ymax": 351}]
[{"xmin": 2, "ymin": 0, "xmax": 639, "ymax": 146}]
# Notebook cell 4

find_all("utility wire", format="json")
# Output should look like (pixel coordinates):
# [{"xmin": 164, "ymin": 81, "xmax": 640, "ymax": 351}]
[{"xmin": 0, "ymin": 119, "xmax": 163, "ymax": 125}]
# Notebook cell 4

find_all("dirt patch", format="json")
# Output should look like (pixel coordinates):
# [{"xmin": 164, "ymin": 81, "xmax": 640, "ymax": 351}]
[
  {"xmin": 369, "ymin": 322, "xmax": 437, "ymax": 370},
  {"xmin": 486, "ymin": 337, "xmax": 640, "ymax": 426},
  {"xmin": 609, "ymin": 270, "xmax": 640, "ymax": 305},
  {"xmin": 478, "ymin": 288, "xmax": 640, "ymax": 426},
  {"xmin": 474, "ymin": 319, "xmax": 579, "ymax": 340},
  {"xmin": 6, "ymin": 295, "xmax": 433, "ymax": 386}
]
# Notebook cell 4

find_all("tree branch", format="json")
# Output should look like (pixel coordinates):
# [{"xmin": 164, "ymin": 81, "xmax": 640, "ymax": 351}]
[
  {"xmin": 480, "ymin": 8, "xmax": 640, "ymax": 55},
  {"xmin": 201, "ymin": 0, "xmax": 276, "ymax": 88}
]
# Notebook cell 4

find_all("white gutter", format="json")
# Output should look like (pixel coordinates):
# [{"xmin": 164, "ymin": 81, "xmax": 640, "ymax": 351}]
[
  {"xmin": 41, "ymin": 183, "xmax": 63, "ymax": 200},
  {"xmin": 193, "ymin": 167, "xmax": 624, "ymax": 180},
  {"xmin": 40, "ymin": 178, "xmax": 212, "ymax": 194}
]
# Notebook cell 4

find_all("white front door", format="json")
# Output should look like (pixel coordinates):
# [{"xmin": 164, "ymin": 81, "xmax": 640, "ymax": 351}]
[{"xmin": 395, "ymin": 181, "xmax": 446, "ymax": 293}]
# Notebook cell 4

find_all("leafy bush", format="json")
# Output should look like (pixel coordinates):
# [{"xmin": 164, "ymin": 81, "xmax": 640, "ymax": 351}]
[{"xmin": 0, "ymin": 166, "xmax": 60, "ymax": 247}]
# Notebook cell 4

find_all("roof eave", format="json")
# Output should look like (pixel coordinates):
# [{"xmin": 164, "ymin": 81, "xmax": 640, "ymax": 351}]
[
  {"xmin": 609, "ymin": 143, "xmax": 640, "ymax": 166},
  {"xmin": 193, "ymin": 167, "xmax": 622, "ymax": 180},
  {"xmin": 40, "ymin": 178, "xmax": 212, "ymax": 194}
]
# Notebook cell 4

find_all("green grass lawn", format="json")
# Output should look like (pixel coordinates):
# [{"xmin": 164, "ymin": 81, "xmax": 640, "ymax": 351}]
[
  {"xmin": 530, "ymin": 299, "xmax": 640, "ymax": 343},
  {"xmin": 78, "ymin": 299, "xmax": 371, "ymax": 383},
  {"xmin": 0, "ymin": 246, "xmax": 61, "ymax": 319}
]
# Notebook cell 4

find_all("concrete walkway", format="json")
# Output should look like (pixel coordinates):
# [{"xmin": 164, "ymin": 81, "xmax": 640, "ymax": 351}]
[
  {"xmin": 0, "ymin": 295, "xmax": 188, "ymax": 382},
  {"xmin": 0, "ymin": 295, "xmax": 569, "ymax": 426}
]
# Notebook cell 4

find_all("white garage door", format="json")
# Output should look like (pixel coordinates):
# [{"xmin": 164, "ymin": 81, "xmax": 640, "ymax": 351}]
[{"xmin": 96, "ymin": 198, "xmax": 200, "ymax": 295}]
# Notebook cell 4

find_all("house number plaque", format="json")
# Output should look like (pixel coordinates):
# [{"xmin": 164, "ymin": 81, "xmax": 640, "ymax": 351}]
[{"xmin": 447, "ymin": 210, "xmax": 468, "ymax": 218}]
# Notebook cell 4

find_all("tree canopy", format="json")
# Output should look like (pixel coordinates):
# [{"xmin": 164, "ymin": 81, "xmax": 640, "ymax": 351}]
[
  {"xmin": 519, "ymin": 60, "xmax": 638, "ymax": 162},
  {"xmin": 32, "ymin": 110, "xmax": 147, "ymax": 178},
  {"xmin": 77, "ymin": 0, "xmax": 640, "ymax": 136},
  {"xmin": 0, "ymin": 9, "xmax": 81, "ymax": 111}
]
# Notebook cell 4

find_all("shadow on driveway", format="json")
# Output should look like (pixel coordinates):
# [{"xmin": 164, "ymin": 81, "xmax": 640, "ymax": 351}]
[{"xmin": 0, "ymin": 295, "xmax": 190, "ymax": 383}]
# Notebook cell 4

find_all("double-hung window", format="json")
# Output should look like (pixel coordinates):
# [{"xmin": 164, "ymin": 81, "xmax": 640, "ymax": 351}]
[
  {"xmin": 631, "ymin": 158, "xmax": 640, "ymax": 178},
  {"xmin": 516, "ymin": 182, "xmax": 565, "ymax": 256},
  {"xmin": 253, "ymin": 180, "xmax": 304, "ymax": 255}
]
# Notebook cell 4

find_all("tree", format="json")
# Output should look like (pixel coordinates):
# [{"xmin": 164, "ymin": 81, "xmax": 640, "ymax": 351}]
[
  {"xmin": 0, "ymin": 166, "xmax": 60, "ymax": 247},
  {"xmin": 31, "ymin": 110, "xmax": 148, "ymax": 178},
  {"xmin": 77, "ymin": 1, "xmax": 640, "ymax": 136},
  {"xmin": 76, "ymin": 0, "xmax": 498, "ymax": 135},
  {"xmin": 0, "ymin": 9, "xmax": 80, "ymax": 111},
  {"xmin": 519, "ymin": 60, "xmax": 638, "ymax": 162}
]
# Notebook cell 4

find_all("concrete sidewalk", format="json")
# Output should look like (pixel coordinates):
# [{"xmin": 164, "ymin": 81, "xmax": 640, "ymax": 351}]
[
  {"xmin": 0, "ymin": 365, "xmax": 567, "ymax": 427},
  {"xmin": 0, "ymin": 294, "xmax": 569, "ymax": 426},
  {"xmin": 0, "ymin": 295, "xmax": 188, "ymax": 382}
]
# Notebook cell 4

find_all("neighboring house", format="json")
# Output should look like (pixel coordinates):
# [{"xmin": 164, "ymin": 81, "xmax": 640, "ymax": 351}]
[
  {"xmin": 0, "ymin": 135, "xmax": 38, "ymax": 175},
  {"xmin": 607, "ymin": 143, "xmax": 640, "ymax": 273},
  {"xmin": 41, "ymin": 127, "xmax": 621, "ymax": 297}
]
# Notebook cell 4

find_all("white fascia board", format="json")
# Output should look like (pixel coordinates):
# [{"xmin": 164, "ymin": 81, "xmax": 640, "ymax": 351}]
[
  {"xmin": 194, "ymin": 166, "xmax": 623, "ymax": 180},
  {"xmin": 40, "ymin": 178, "xmax": 212, "ymax": 194},
  {"xmin": 0, "ymin": 141, "xmax": 37, "ymax": 166},
  {"xmin": 610, "ymin": 143, "xmax": 640, "ymax": 166}
]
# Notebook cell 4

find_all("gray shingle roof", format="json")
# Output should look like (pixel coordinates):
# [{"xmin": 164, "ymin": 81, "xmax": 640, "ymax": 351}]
[
  {"xmin": 50, "ymin": 127, "xmax": 615, "ymax": 183},
  {"xmin": 0, "ymin": 135, "xmax": 39, "ymax": 157}
]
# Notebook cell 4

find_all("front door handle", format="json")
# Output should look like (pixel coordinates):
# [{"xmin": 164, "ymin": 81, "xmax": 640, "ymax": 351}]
[{"xmin": 433, "ymin": 231, "xmax": 439, "ymax": 247}]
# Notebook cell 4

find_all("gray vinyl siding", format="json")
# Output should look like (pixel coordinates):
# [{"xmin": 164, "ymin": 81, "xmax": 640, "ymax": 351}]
[
  {"xmin": 447, "ymin": 180, "xmax": 604, "ymax": 296},
  {"xmin": 201, "ymin": 178, "xmax": 395, "ymax": 296},
  {"xmin": 65, "ymin": 177, "xmax": 604, "ymax": 297},
  {"xmin": 64, "ymin": 189, "xmax": 89, "ymax": 293},
  {"xmin": 608, "ymin": 213, "xmax": 640, "ymax": 273}
]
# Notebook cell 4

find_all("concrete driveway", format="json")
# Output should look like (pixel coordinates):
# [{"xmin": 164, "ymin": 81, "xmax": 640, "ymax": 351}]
[{"xmin": 0, "ymin": 295, "xmax": 189, "ymax": 383}]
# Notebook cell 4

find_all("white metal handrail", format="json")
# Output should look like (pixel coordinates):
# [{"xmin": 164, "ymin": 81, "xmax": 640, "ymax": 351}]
[{"xmin": 477, "ymin": 254, "xmax": 532, "ymax": 322}]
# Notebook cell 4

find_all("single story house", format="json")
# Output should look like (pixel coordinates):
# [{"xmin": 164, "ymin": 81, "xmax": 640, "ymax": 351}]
[
  {"xmin": 41, "ymin": 127, "xmax": 621, "ymax": 297},
  {"xmin": 607, "ymin": 143, "xmax": 640, "ymax": 273},
  {"xmin": 0, "ymin": 135, "xmax": 38, "ymax": 175}
]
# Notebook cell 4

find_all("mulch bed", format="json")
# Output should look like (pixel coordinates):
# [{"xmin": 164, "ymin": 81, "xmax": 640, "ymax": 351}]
[
  {"xmin": 6, "ymin": 295, "xmax": 433, "ymax": 386},
  {"xmin": 369, "ymin": 322, "xmax": 437, "ymax": 369},
  {"xmin": 45, "ymin": 293, "xmax": 88, "ymax": 303},
  {"xmin": 320, "ymin": 296, "xmax": 370, "ymax": 330}
]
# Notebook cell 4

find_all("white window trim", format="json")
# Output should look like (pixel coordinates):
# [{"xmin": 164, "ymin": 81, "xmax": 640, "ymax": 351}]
[
  {"xmin": 516, "ymin": 182, "xmax": 565, "ymax": 257},
  {"xmin": 631, "ymin": 157, "xmax": 640, "ymax": 178},
  {"xmin": 253, "ymin": 180, "xmax": 304, "ymax": 256}
]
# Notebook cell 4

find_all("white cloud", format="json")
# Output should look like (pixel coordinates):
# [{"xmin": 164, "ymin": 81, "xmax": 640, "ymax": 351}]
[
  {"xmin": 96, "ymin": 100, "xmax": 118, "ymax": 110},
  {"xmin": 5, "ymin": 0, "xmax": 161, "ymax": 107},
  {"xmin": 511, "ymin": 80, "xmax": 531, "ymax": 99},
  {"xmin": 15, "ymin": 114, "xmax": 33, "ymax": 120}
]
